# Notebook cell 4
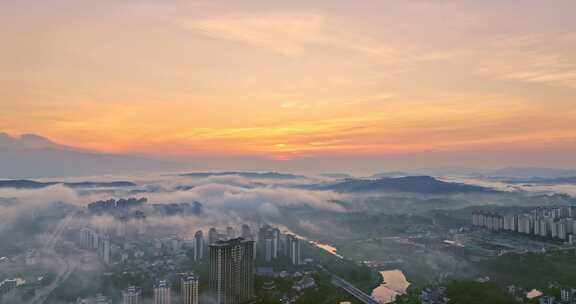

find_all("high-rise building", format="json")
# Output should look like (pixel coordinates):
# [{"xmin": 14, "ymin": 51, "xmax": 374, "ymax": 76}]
[
  {"xmin": 262, "ymin": 230, "xmax": 274, "ymax": 263},
  {"xmin": 117, "ymin": 217, "xmax": 128, "ymax": 237},
  {"xmin": 80, "ymin": 228, "xmax": 99, "ymax": 249},
  {"xmin": 194, "ymin": 230, "xmax": 204, "ymax": 262},
  {"xmin": 240, "ymin": 231, "xmax": 257, "ymax": 261},
  {"xmin": 558, "ymin": 221, "xmax": 567, "ymax": 240},
  {"xmin": 560, "ymin": 289, "xmax": 571, "ymax": 302},
  {"xmin": 539, "ymin": 296, "xmax": 555, "ymax": 304},
  {"xmin": 258, "ymin": 225, "xmax": 278, "ymax": 261},
  {"xmin": 0, "ymin": 279, "xmax": 18, "ymax": 300},
  {"xmin": 503, "ymin": 215, "xmax": 515, "ymax": 231},
  {"xmin": 271, "ymin": 228, "xmax": 280, "ymax": 259},
  {"xmin": 209, "ymin": 238, "xmax": 255, "ymax": 304},
  {"xmin": 182, "ymin": 274, "xmax": 199, "ymax": 304},
  {"xmin": 209, "ymin": 228, "xmax": 219, "ymax": 245},
  {"xmin": 153, "ymin": 280, "xmax": 171, "ymax": 304},
  {"xmin": 517, "ymin": 215, "xmax": 532, "ymax": 234},
  {"xmin": 551, "ymin": 221, "xmax": 559, "ymax": 238},
  {"xmin": 539, "ymin": 220, "xmax": 550, "ymax": 237},
  {"xmin": 98, "ymin": 235, "xmax": 111, "ymax": 264},
  {"xmin": 534, "ymin": 220, "xmax": 541, "ymax": 235},
  {"xmin": 122, "ymin": 286, "xmax": 141, "ymax": 304},
  {"xmin": 286, "ymin": 234, "xmax": 301, "ymax": 265}
]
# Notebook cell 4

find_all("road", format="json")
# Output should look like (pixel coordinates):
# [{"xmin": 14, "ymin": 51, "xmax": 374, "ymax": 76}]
[
  {"xmin": 29, "ymin": 215, "xmax": 78, "ymax": 304},
  {"xmin": 331, "ymin": 275, "xmax": 381, "ymax": 304}
]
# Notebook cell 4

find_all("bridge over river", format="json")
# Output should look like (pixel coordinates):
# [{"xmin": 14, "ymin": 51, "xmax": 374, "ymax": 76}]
[{"xmin": 331, "ymin": 275, "xmax": 381, "ymax": 304}]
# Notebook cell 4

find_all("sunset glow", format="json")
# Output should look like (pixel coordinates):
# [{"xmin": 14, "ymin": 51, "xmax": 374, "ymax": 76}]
[{"xmin": 2, "ymin": 0, "xmax": 575, "ymax": 169}]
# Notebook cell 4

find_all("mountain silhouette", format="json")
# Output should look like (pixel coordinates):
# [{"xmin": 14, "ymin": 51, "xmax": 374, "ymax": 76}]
[{"xmin": 0, "ymin": 133, "xmax": 191, "ymax": 178}]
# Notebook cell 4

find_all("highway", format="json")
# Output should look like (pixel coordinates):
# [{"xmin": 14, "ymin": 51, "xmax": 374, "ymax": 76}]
[{"xmin": 29, "ymin": 215, "xmax": 77, "ymax": 304}]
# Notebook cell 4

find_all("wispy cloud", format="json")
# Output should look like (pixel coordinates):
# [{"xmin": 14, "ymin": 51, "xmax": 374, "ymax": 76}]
[
  {"xmin": 180, "ymin": 13, "xmax": 326, "ymax": 56},
  {"xmin": 502, "ymin": 70, "xmax": 576, "ymax": 88},
  {"xmin": 178, "ymin": 13, "xmax": 399, "ymax": 58},
  {"xmin": 474, "ymin": 33, "xmax": 576, "ymax": 89}
]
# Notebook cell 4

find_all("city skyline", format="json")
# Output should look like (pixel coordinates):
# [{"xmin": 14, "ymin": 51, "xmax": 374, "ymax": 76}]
[
  {"xmin": 2, "ymin": 2, "xmax": 576, "ymax": 301},
  {"xmin": 2, "ymin": 0, "xmax": 576, "ymax": 172}
]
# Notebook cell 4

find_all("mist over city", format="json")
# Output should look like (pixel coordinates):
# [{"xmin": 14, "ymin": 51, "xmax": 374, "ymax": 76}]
[{"xmin": 2, "ymin": 1, "xmax": 576, "ymax": 304}]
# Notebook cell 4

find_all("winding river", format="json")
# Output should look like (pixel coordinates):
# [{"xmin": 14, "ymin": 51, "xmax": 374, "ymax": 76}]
[
  {"xmin": 371, "ymin": 269, "xmax": 411, "ymax": 304},
  {"xmin": 309, "ymin": 241, "xmax": 410, "ymax": 304},
  {"xmin": 300, "ymin": 177, "xmax": 563, "ymax": 304}
]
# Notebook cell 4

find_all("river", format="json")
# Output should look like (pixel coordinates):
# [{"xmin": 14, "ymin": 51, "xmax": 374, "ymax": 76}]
[
  {"xmin": 371, "ymin": 269, "xmax": 411, "ymax": 304},
  {"xmin": 309, "ymin": 241, "xmax": 410, "ymax": 303}
]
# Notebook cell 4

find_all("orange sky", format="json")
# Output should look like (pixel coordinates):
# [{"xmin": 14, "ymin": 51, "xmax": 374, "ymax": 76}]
[{"xmin": 1, "ymin": 0, "xmax": 575, "ymax": 168}]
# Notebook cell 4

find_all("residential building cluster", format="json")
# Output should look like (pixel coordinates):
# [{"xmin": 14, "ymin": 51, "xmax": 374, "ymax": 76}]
[
  {"xmin": 70, "ymin": 221, "xmax": 305, "ymax": 304},
  {"xmin": 507, "ymin": 284, "xmax": 576, "ymax": 304},
  {"xmin": 416, "ymin": 282, "xmax": 576, "ymax": 304},
  {"xmin": 0, "ymin": 278, "xmax": 21, "ymax": 304},
  {"xmin": 79, "ymin": 227, "xmax": 113, "ymax": 264},
  {"xmin": 87, "ymin": 198, "xmax": 148, "ymax": 212},
  {"xmin": 535, "ymin": 288, "xmax": 576, "ymax": 304},
  {"xmin": 257, "ymin": 225, "xmax": 302, "ymax": 266},
  {"xmin": 77, "ymin": 273, "xmax": 200, "ymax": 304},
  {"xmin": 472, "ymin": 206, "xmax": 576, "ymax": 243},
  {"xmin": 419, "ymin": 286, "xmax": 447, "ymax": 304}
]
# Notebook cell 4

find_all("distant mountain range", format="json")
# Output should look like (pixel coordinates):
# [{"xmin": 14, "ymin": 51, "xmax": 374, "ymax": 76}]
[
  {"xmin": 309, "ymin": 176, "xmax": 495, "ymax": 194},
  {"xmin": 376, "ymin": 167, "xmax": 576, "ymax": 179},
  {"xmin": 501, "ymin": 176, "xmax": 576, "ymax": 185},
  {"xmin": 318, "ymin": 173, "xmax": 354, "ymax": 179},
  {"xmin": 0, "ymin": 132, "xmax": 79, "ymax": 151},
  {"xmin": 368, "ymin": 171, "xmax": 410, "ymax": 179},
  {"xmin": 0, "ymin": 133, "xmax": 191, "ymax": 178},
  {"xmin": 0, "ymin": 179, "xmax": 137, "ymax": 189},
  {"xmin": 487, "ymin": 167, "xmax": 576, "ymax": 179},
  {"xmin": 180, "ymin": 171, "xmax": 304, "ymax": 179}
]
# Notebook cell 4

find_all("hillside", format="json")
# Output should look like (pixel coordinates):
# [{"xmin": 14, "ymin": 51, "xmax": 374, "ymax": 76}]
[{"xmin": 313, "ymin": 176, "xmax": 494, "ymax": 194}]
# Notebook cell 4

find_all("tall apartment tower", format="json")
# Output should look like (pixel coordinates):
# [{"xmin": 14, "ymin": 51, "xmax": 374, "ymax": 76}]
[
  {"xmin": 153, "ymin": 280, "xmax": 171, "ymax": 304},
  {"xmin": 122, "ymin": 286, "xmax": 141, "ymax": 304},
  {"xmin": 98, "ymin": 235, "xmax": 111, "ymax": 264},
  {"xmin": 240, "ymin": 224, "xmax": 255, "ymax": 261},
  {"xmin": 79, "ymin": 228, "xmax": 99, "ymax": 250},
  {"xmin": 194, "ymin": 230, "xmax": 204, "ymax": 262},
  {"xmin": 286, "ymin": 234, "xmax": 302, "ymax": 266},
  {"xmin": 181, "ymin": 274, "xmax": 199, "ymax": 304},
  {"xmin": 271, "ymin": 228, "xmax": 280, "ymax": 259},
  {"xmin": 262, "ymin": 230, "xmax": 274, "ymax": 263},
  {"xmin": 209, "ymin": 238, "xmax": 255, "ymax": 304},
  {"xmin": 258, "ymin": 225, "xmax": 278, "ymax": 261}
]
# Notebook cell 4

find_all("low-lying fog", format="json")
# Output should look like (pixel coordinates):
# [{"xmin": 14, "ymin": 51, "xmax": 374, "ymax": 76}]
[{"xmin": 1, "ymin": 171, "xmax": 574, "ymax": 303}]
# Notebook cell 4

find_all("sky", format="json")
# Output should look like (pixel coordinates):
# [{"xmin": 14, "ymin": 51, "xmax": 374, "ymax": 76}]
[{"xmin": 1, "ymin": 0, "xmax": 575, "ymax": 171}]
